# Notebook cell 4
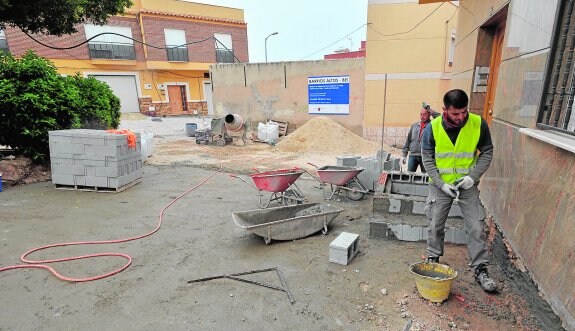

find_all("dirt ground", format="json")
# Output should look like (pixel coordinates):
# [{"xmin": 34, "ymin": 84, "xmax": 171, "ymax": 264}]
[{"xmin": 0, "ymin": 116, "xmax": 562, "ymax": 330}]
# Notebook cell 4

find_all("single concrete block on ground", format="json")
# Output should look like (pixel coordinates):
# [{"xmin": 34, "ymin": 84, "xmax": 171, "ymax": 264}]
[{"xmin": 329, "ymin": 232, "xmax": 360, "ymax": 265}]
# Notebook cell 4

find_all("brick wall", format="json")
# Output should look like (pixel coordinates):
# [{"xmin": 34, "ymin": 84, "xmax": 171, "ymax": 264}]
[
  {"xmin": 4, "ymin": 15, "xmax": 247, "ymax": 64},
  {"xmin": 141, "ymin": 16, "xmax": 248, "ymax": 63},
  {"xmin": 5, "ymin": 17, "xmax": 145, "ymax": 61}
]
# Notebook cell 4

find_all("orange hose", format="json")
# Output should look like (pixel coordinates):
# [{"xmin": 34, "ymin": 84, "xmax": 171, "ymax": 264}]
[{"xmin": 0, "ymin": 155, "xmax": 222, "ymax": 282}]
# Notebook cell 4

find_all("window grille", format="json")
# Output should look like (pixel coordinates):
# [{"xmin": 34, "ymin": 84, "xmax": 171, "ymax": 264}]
[{"xmin": 539, "ymin": 0, "xmax": 575, "ymax": 134}]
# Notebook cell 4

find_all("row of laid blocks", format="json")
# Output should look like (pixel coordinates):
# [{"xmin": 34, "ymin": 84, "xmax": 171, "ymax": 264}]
[
  {"xmin": 369, "ymin": 220, "xmax": 466, "ymax": 244},
  {"xmin": 373, "ymin": 196, "xmax": 463, "ymax": 218},
  {"xmin": 49, "ymin": 130, "xmax": 141, "ymax": 158},
  {"xmin": 49, "ymin": 142, "xmax": 142, "ymax": 159},
  {"xmin": 51, "ymin": 160, "xmax": 142, "ymax": 177},
  {"xmin": 388, "ymin": 170, "xmax": 429, "ymax": 184},
  {"xmin": 390, "ymin": 182, "xmax": 429, "ymax": 197},
  {"xmin": 49, "ymin": 155, "xmax": 142, "ymax": 168},
  {"xmin": 52, "ymin": 169, "xmax": 143, "ymax": 188}
]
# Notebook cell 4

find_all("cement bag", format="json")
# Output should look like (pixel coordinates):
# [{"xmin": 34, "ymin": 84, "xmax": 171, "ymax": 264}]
[
  {"xmin": 140, "ymin": 131, "xmax": 154, "ymax": 161},
  {"xmin": 198, "ymin": 118, "xmax": 210, "ymax": 130},
  {"xmin": 258, "ymin": 121, "xmax": 279, "ymax": 143}
]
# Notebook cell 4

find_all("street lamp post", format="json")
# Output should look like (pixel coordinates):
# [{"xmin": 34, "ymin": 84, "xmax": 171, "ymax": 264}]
[{"xmin": 265, "ymin": 32, "xmax": 278, "ymax": 63}]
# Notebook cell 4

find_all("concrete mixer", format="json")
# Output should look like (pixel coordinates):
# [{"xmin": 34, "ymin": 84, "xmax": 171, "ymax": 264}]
[{"xmin": 195, "ymin": 114, "xmax": 249, "ymax": 146}]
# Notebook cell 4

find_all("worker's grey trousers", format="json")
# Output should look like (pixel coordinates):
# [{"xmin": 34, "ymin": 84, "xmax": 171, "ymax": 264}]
[{"xmin": 425, "ymin": 184, "xmax": 489, "ymax": 269}]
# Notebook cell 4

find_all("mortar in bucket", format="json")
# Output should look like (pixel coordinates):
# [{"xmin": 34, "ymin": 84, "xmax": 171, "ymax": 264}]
[{"xmin": 409, "ymin": 262, "xmax": 458, "ymax": 302}]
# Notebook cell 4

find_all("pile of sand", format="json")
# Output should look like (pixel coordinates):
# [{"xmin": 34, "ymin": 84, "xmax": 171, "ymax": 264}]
[{"xmin": 275, "ymin": 116, "xmax": 380, "ymax": 156}]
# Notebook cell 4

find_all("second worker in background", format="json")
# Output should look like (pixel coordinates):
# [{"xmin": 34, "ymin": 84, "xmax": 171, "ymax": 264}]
[{"xmin": 402, "ymin": 102, "xmax": 439, "ymax": 172}]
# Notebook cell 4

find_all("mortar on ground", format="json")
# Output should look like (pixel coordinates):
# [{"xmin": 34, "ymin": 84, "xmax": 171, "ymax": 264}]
[{"xmin": 410, "ymin": 262, "xmax": 458, "ymax": 302}]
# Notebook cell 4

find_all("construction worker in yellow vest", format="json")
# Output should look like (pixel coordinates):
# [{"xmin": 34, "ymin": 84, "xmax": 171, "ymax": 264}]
[{"xmin": 421, "ymin": 89, "xmax": 497, "ymax": 292}]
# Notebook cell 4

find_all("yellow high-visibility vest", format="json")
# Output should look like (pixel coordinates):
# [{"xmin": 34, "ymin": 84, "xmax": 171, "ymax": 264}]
[{"xmin": 431, "ymin": 113, "xmax": 481, "ymax": 184}]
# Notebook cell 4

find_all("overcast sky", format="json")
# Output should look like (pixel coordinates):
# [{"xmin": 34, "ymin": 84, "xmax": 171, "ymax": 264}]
[{"xmin": 186, "ymin": 0, "xmax": 368, "ymax": 63}]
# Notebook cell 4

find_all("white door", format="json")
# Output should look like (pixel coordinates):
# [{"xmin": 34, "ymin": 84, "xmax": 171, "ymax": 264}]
[
  {"xmin": 91, "ymin": 75, "xmax": 139, "ymax": 113},
  {"xmin": 203, "ymin": 81, "xmax": 214, "ymax": 116}
]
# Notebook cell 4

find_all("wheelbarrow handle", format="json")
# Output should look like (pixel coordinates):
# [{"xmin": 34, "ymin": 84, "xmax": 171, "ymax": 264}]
[
  {"xmin": 307, "ymin": 162, "xmax": 319, "ymax": 169},
  {"xmin": 230, "ymin": 174, "xmax": 258, "ymax": 191}
]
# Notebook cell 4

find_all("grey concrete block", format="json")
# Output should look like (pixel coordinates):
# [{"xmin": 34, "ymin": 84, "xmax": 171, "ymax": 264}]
[
  {"xmin": 95, "ymin": 166, "xmax": 121, "ymax": 177},
  {"xmin": 412, "ymin": 201, "xmax": 426, "ymax": 215},
  {"xmin": 50, "ymin": 157, "xmax": 74, "ymax": 165},
  {"xmin": 369, "ymin": 220, "xmax": 388, "ymax": 238},
  {"xmin": 390, "ymin": 182, "xmax": 417, "ymax": 195},
  {"xmin": 445, "ymin": 227, "xmax": 466, "ymax": 245},
  {"xmin": 92, "ymin": 146, "xmax": 120, "ymax": 157},
  {"xmin": 376, "ymin": 149, "xmax": 391, "ymax": 162},
  {"xmin": 412, "ymin": 174, "xmax": 427, "ymax": 184},
  {"xmin": 85, "ymin": 176, "xmax": 108, "ymax": 187},
  {"xmin": 74, "ymin": 175, "xmax": 86, "ymax": 186},
  {"xmin": 414, "ymin": 184, "xmax": 429, "ymax": 197},
  {"xmin": 387, "ymin": 158, "xmax": 401, "ymax": 171},
  {"xmin": 76, "ymin": 137, "xmax": 106, "ymax": 146},
  {"xmin": 336, "ymin": 156, "xmax": 359, "ymax": 167},
  {"xmin": 51, "ymin": 164, "xmax": 85, "ymax": 176},
  {"xmin": 73, "ymin": 159, "xmax": 106, "ymax": 167},
  {"xmin": 52, "ymin": 174, "xmax": 75, "ymax": 185},
  {"xmin": 388, "ymin": 199, "xmax": 402, "ymax": 213},
  {"xmin": 329, "ymin": 232, "xmax": 360, "ymax": 265}
]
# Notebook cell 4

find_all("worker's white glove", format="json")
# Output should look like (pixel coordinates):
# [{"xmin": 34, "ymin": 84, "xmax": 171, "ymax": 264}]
[
  {"xmin": 401, "ymin": 157, "xmax": 407, "ymax": 165},
  {"xmin": 455, "ymin": 176, "xmax": 474, "ymax": 190},
  {"xmin": 440, "ymin": 183, "xmax": 457, "ymax": 198}
]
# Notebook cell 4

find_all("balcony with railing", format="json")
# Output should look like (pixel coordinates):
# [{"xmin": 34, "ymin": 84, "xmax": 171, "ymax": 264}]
[
  {"xmin": 216, "ymin": 49, "xmax": 235, "ymax": 63},
  {"xmin": 88, "ymin": 43, "xmax": 135, "ymax": 60},
  {"xmin": 166, "ymin": 47, "xmax": 189, "ymax": 62}
]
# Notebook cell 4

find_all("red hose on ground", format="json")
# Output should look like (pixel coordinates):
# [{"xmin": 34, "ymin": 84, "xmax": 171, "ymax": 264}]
[{"xmin": 0, "ymin": 159, "xmax": 222, "ymax": 282}]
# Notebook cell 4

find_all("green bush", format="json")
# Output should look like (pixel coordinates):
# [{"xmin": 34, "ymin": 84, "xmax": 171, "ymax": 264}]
[
  {"xmin": 69, "ymin": 74, "xmax": 121, "ymax": 129},
  {"xmin": 0, "ymin": 51, "xmax": 121, "ymax": 162}
]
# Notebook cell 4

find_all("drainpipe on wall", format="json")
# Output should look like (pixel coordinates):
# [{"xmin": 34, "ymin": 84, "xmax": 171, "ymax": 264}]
[{"xmin": 138, "ymin": 12, "xmax": 148, "ymax": 59}]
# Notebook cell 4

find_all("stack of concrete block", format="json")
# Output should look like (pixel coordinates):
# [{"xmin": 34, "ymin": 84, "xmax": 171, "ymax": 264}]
[
  {"xmin": 353, "ymin": 150, "xmax": 401, "ymax": 191},
  {"xmin": 49, "ymin": 129, "xmax": 142, "ymax": 192}
]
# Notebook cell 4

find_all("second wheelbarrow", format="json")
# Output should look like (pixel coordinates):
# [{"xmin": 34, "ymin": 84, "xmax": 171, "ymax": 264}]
[
  {"xmin": 232, "ymin": 168, "xmax": 306, "ymax": 208},
  {"xmin": 307, "ymin": 163, "xmax": 369, "ymax": 201}
]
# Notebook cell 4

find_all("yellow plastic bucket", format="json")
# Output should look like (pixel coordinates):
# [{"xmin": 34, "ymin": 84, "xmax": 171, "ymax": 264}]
[{"xmin": 409, "ymin": 262, "xmax": 458, "ymax": 302}]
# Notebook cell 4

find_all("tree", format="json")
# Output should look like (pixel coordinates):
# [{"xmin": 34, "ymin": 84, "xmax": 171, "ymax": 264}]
[
  {"xmin": 0, "ymin": 0, "xmax": 133, "ymax": 36},
  {"xmin": 0, "ymin": 51, "xmax": 121, "ymax": 162}
]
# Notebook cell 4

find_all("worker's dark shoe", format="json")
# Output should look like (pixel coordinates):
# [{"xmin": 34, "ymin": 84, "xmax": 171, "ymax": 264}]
[
  {"xmin": 426, "ymin": 256, "xmax": 439, "ymax": 263},
  {"xmin": 475, "ymin": 265, "xmax": 497, "ymax": 292}
]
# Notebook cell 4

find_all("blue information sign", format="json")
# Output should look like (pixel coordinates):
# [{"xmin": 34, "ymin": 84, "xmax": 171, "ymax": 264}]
[{"xmin": 308, "ymin": 75, "xmax": 350, "ymax": 115}]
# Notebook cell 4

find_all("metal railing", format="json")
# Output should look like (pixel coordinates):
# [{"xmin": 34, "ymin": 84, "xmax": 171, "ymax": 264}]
[
  {"xmin": 166, "ymin": 47, "xmax": 189, "ymax": 62},
  {"xmin": 88, "ymin": 43, "xmax": 136, "ymax": 60},
  {"xmin": 216, "ymin": 49, "xmax": 235, "ymax": 63}
]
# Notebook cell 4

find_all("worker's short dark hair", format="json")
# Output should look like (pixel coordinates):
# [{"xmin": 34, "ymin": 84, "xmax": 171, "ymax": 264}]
[{"xmin": 443, "ymin": 89, "xmax": 469, "ymax": 109}]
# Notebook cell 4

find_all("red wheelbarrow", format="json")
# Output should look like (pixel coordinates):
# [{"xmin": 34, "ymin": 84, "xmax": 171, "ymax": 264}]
[
  {"xmin": 231, "ymin": 168, "xmax": 306, "ymax": 208},
  {"xmin": 307, "ymin": 163, "xmax": 369, "ymax": 201}
]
